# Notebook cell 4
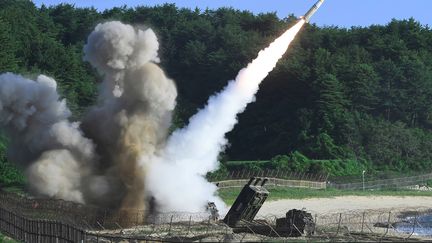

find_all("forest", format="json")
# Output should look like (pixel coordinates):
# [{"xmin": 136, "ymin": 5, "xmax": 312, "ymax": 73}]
[{"xmin": 1, "ymin": 0, "xmax": 432, "ymax": 185}]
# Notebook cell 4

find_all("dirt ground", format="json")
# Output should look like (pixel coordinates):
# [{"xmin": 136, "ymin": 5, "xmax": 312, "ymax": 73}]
[{"xmin": 257, "ymin": 196, "xmax": 432, "ymax": 216}]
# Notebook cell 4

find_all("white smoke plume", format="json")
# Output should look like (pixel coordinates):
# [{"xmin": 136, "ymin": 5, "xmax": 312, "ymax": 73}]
[{"xmin": 146, "ymin": 20, "xmax": 305, "ymax": 213}]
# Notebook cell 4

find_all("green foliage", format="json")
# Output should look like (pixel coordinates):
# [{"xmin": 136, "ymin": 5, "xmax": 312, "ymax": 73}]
[
  {"xmin": 206, "ymin": 163, "xmax": 229, "ymax": 181},
  {"xmin": 269, "ymin": 155, "xmax": 291, "ymax": 170},
  {"xmin": 268, "ymin": 152, "xmax": 367, "ymax": 177},
  {"xmin": 269, "ymin": 152, "xmax": 310, "ymax": 171},
  {"xmin": 315, "ymin": 71, "xmax": 344, "ymax": 115},
  {"xmin": 0, "ymin": 232, "xmax": 18, "ymax": 243},
  {"xmin": 359, "ymin": 117, "xmax": 432, "ymax": 171},
  {"xmin": 224, "ymin": 160, "xmax": 269, "ymax": 168},
  {"xmin": 308, "ymin": 159, "xmax": 366, "ymax": 177},
  {"xmin": 0, "ymin": 161, "xmax": 25, "ymax": 186},
  {"xmin": 0, "ymin": 17, "xmax": 18, "ymax": 72},
  {"xmin": 342, "ymin": 63, "xmax": 379, "ymax": 112},
  {"xmin": 306, "ymin": 132, "xmax": 352, "ymax": 159},
  {"xmin": 0, "ymin": 135, "xmax": 25, "ymax": 186},
  {"xmin": 217, "ymin": 152, "xmax": 366, "ymax": 178}
]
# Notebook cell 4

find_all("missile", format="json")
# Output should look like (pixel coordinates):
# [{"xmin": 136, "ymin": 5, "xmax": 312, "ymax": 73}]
[{"xmin": 301, "ymin": 0, "xmax": 325, "ymax": 23}]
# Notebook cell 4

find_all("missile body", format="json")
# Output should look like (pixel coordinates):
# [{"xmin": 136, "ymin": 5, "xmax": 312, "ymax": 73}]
[{"xmin": 303, "ymin": 0, "xmax": 324, "ymax": 23}]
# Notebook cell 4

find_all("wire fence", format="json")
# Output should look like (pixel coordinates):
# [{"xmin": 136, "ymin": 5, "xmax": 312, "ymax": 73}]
[
  {"xmin": 329, "ymin": 172, "xmax": 432, "ymax": 190},
  {"xmin": 329, "ymin": 170, "xmax": 432, "ymax": 184},
  {"xmin": 210, "ymin": 170, "xmax": 432, "ymax": 191},
  {"xmin": 207, "ymin": 169, "xmax": 327, "ymax": 182},
  {"xmin": 1, "ymin": 205, "xmax": 431, "ymax": 242},
  {"xmin": 215, "ymin": 178, "xmax": 326, "ymax": 189},
  {"xmin": 1, "ymin": 190, "xmax": 431, "ymax": 242},
  {"xmin": 0, "ymin": 191, "xmax": 212, "ymax": 229},
  {"xmin": 252, "ymin": 208, "xmax": 432, "ymax": 242},
  {"xmin": 310, "ymin": 208, "xmax": 432, "ymax": 242},
  {"xmin": 2, "ymin": 171, "xmax": 432, "ymax": 242}
]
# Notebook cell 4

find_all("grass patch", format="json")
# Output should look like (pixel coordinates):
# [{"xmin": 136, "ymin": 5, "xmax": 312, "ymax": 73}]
[
  {"xmin": 0, "ymin": 232, "xmax": 18, "ymax": 243},
  {"xmin": 218, "ymin": 187, "xmax": 432, "ymax": 205}
]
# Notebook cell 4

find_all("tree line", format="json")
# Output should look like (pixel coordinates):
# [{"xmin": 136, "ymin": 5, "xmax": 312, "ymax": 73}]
[{"xmin": 1, "ymin": 0, "xmax": 432, "ymax": 184}]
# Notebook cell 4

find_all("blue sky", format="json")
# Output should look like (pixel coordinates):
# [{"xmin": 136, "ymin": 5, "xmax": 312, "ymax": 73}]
[{"xmin": 32, "ymin": 0, "xmax": 432, "ymax": 28}]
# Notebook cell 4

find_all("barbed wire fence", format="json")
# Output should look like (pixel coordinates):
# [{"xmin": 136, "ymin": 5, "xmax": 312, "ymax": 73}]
[
  {"xmin": 329, "ymin": 172, "xmax": 432, "ymax": 190},
  {"xmin": 310, "ymin": 208, "xmax": 432, "ymax": 242},
  {"xmin": 0, "ymin": 190, "xmax": 431, "ymax": 242},
  {"xmin": 215, "ymin": 178, "xmax": 326, "ymax": 189},
  {"xmin": 207, "ymin": 169, "xmax": 328, "ymax": 182},
  {"xmin": 209, "ymin": 169, "xmax": 432, "ymax": 191},
  {"xmin": 2, "ymin": 170, "xmax": 432, "ymax": 242}
]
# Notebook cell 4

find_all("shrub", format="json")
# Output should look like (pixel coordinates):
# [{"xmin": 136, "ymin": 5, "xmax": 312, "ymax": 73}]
[{"xmin": 269, "ymin": 151, "xmax": 311, "ymax": 172}]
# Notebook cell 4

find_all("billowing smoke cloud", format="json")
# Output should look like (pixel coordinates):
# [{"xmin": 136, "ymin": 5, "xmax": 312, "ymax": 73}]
[
  {"xmin": 146, "ymin": 20, "xmax": 305, "ymax": 213},
  {"xmin": 0, "ymin": 18, "xmax": 305, "ymax": 219},
  {"xmin": 0, "ymin": 21, "xmax": 176, "ymax": 216},
  {"xmin": 81, "ymin": 21, "xmax": 176, "ymax": 213},
  {"xmin": 0, "ymin": 73, "xmax": 95, "ymax": 203}
]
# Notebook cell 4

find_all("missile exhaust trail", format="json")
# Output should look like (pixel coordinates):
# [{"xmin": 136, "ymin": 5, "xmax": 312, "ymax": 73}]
[{"xmin": 148, "ymin": 0, "xmax": 328, "ymax": 214}]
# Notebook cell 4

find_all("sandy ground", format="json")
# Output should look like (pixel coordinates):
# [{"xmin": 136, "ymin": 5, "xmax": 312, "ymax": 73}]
[{"xmin": 257, "ymin": 196, "xmax": 432, "ymax": 217}]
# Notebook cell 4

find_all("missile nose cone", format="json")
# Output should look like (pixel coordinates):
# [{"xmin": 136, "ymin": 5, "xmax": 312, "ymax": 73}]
[{"xmin": 302, "ymin": 0, "xmax": 325, "ymax": 23}]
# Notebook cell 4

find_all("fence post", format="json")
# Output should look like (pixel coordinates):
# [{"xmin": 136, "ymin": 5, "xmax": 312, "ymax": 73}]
[
  {"xmin": 335, "ymin": 213, "xmax": 342, "ymax": 236},
  {"xmin": 59, "ymin": 222, "xmax": 62, "ymax": 242},
  {"xmin": 381, "ymin": 211, "xmax": 392, "ymax": 239},
  {"xmin": 67, "ymin": 223, "xmax": 70, "ymax": 242},
  {"xmin": 36, "ymin": 220, "xmax": 39, "ymax": 243},
  {"xmin": 187, "ymin": 215, "xmax": 192, "ymax": 236},
  {"xmin": 168, "ymin": 215, "xmax": 173, "ymax": 234},
  {"xmin": 13, "ymin": 211, "xmax": 16, "ymax": 239},
  {"xmin": 408, "ymin": 213, "xmax": 417, "ymax": 239},
  {"xmin": 314, "ymin": 214, "xmax": 318, "ymax": 234},
  {"xmin": 361, "ymin": 212, "xmax": 365, "ymax": 233},
  {"xmin": 205, "ymin": 218, "xmax": 210, "ymax": 235}
]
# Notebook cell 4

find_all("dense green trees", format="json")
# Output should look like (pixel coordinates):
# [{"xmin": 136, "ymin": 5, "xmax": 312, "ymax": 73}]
[{"xmin": 1, "ymin": 1, "xmax": 432, "ymax": 179}]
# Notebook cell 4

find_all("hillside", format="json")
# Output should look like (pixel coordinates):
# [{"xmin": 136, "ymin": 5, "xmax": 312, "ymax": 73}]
[{"xmin": 1, "ymin": 0, "xmax": 432, "ymax": 185}]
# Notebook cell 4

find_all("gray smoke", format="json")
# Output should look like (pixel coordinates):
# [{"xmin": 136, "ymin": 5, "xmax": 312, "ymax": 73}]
[
  {"xmin": 80, "ymin": 21, "xmax": 177, "ymax": 214},
  {"xmin": 0, "ymin": 21, "xmax": 177, "ymax": 217},
  {"xmin": 0, "ymin": 73, "xmax": 95, "ymax": 203}
]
